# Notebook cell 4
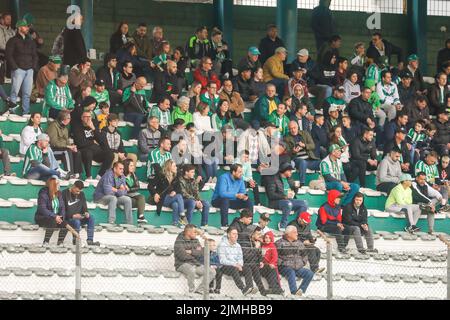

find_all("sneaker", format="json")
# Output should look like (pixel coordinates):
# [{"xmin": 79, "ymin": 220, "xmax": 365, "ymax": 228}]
[
  {"xmin": 358, "ymin": 249, "xmax": 367, "ymax": 255},
  {"xmin": 428, "ymin": 230, "xmax": 434, "ymax": 235},
  {"xmin": 251, "ymin": 287, "xmax": 259, "ymax": 295},
  {"xmin": 411, "ymin": 225, "xmax": 421, "ymax": 233},
  {"xmin": 439, "ymin": 204, "xmax": 450, "ymax": 213},
  {"xmin": 295, "ymin": 288, "xmax": 303, "ymax": 297},
  {"xmin": 42, "ymin": 242, "xmax": 49, "ymax": 248},
  {"xmin": 367, "ymin": 249, "xmax": 379, "ymax": 253},
  {"xmin": 138, "ymin": 216, "xmax": 148, "ymax": 224},
  {"xmin": 87, "ymin": 240, "xmax": 100, "ymax": 246},
  {"xmin": 214, "ymin": 289, "xmax": 221, "ymax": 294},
  {"xmin": 278, "ymin": 223, "xmax": 286, "ymax": 232},
  {"xmin": 179, "ymin": 217, "xmax": 188, "ymax": 225},
  {"xmin": 212, "ymin": 177, "xmax": 217, "ymax": 184},
  {"xmin": 243, "ymin": 287, "xmax": 253, "ymax": 296},
  {"xmin": 194, "ymin": 288, "xmax": 204, "ymax": 295},
  {"xmin": 338, "ymin": 248, "xmax": 349, "ymax": 254},
  {"xmin": 313, "ymin": 267, "xmax": 326, "ymax": 274},
  {"xmin": 404, "ymin": 226, "xmax": 413, "ymax": 234}
]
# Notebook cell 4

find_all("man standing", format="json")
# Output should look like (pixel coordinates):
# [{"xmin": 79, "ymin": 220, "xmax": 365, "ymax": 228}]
[
  {"xmin": 152, "ymin": 60, "xmax": 180, "ymax": 105},
  {"xmin": 133, "ymin": 23, "xmax": 152, "ymax": 60},
  {"xmin": 258, "ymin": 25, "xmax": 285, "ymax": 66},
  {"xmin": 62, "ymin": 180, "xmax": 100, "ymax": 246},
  {"xmin": 349, "ymin": 128, "xmax": 378, "ymax": 188},
  {"xmin": 311, "ymin": 0, "xmax": 336, "ymax": 51},
  {"xmin": 5, "ymin": 19, "xmax": 38, "ymax": 115}
]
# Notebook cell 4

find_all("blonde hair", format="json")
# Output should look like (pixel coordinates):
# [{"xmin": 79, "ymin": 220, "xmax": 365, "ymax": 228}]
[{"xmin": 162, "ymin": 159, "xmax": 176, "ymax": 183}]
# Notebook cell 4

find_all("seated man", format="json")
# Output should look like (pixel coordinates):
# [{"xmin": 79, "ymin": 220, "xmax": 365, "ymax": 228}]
[
  {"xmin": 233, "ymin": 65, "xmax": 258, "ymax": 107},
  {"xmin": 36, "ymin": 55, "xmax": 61, "ymax": 98},
  {"xmin": 349, "ymin": 128, "xmax": 378, "ymax": 188},
  {"xmin": 288, "ymin": 212, "xmax": 325, "ymax": 273},
  {"xmin": 262, "ymin": 47, "xmax": 289, "ymax": 96},
  {"xmin": 275, "ymin": 225, "xmax": 314, "ymax": 296},
  {"xmin": 43, "ymin": 65, "xmax": 75, "ymax": 119},
  {"xmin": 324, "ymin": 105, "xmax": 342, "ymax": 134},
  {"xmin": 415, "ymin": 151, "xmax": 440, "ymax": 186},
  {"xmin": 152, "ymin": 60, "xmax": 180, "ymax": 105},
  {"xmin": 91, "ymin": 79, "xmax": 110, "ymax": 110},
  {"xmin": 93, "ymin": 161, "xmax": 133, "ymax": 225},
  {"xmin": 266, "ymin": 163, "xmax": 308, "ymax": 231},
  {"xmin": 68, "ymin": 57, "xmax": 96, "ymax": 96},
  {"xmin": 320, "ymin": 144, "xmax": 360, "ymax": 206},
  {"xmin": 311, "ymin": 114, "xmax": 328, "ymax": 159},
  {"xmin": 211, "ymin": 164, "xmax": 254, "ymax": 227},
  {"xmin": 316, "ymin": 190, "xmax": 347, "ymax": 253},
  {"xmin": 147, "ymin": 136, "xmax": 172, "ymax": 179},
  {"xmin": 342, "ymin": 192, "xmax": 377, "ymax": 254},
  {"xmin": 62, "ymin": 180, "xmax": 100, "ymax": 246},
  {"xmin": 193, "ymin": 56, "xmax": 221, "ymax": 93},
  {"xmin": 123, "ymin": 76, "xmax": 151, "ymax": 140},
  {"xmin": 149, "ymin": 97, "xmax": 172, "ymax": 132},
  {"xmin": 95, "ymin": 53, "xmax": 121, "ymax": 107},
  {"xmin": 376, "ymin": 70, "xmax": 402, "ymax": 124},
  {"xmin": 376, "ymin": 148, "xmax": 403, "ymax": 194},
  {"xmin": 0, "ymin": 130, "xmax": 14, "ymax": 177},
  {"xmin": 138, "ymin": 116, "xmax": 164, "ymax": 162},
  {"xmin": 252, "ymin": 83, "xmax": 281, "ymax": 125},
  {"xmin": 268, "ymin": 103, "xmax": 289, "ymax": 137},
  {"xmin": 23, "ymin": 134, "xmax": 61, "ymax": 181},
  {"xmin": 383, "ymin": 128, "xmax": 412, "ymax": 174},
  {"xmin": 174, "ymin": 224, "xmax": 216, "ymax": 294}
]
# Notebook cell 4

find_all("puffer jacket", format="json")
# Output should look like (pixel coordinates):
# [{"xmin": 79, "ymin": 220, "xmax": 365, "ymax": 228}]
[{"xmin": 275, "ymin": 235, "xmax": 308, "ymax": 270}]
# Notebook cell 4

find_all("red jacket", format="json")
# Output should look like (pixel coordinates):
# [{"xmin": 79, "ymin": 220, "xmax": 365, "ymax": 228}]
[
  {"xmin": 318, "ymin": 190, "xmax": 343, "ymax": 226},
  {"xmin": 262, "ymin": 231, "xmax": 281, "ymax": 283},
  {"xmin": 193, "ymin": 68, "xmax": 221, "ymax": 93}
]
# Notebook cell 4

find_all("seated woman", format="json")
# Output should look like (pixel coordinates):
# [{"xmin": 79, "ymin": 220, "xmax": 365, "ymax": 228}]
[
  {"xmin": 35, "ymin": 176, "xmax": 68, "ymax": 245},
  {"xmin": 123, "ymin": 159, "xmax": 147, "ymax": 224},
  {"xmin": 211, "ymin": 100, "xmax": 235, "ymax": 132}
]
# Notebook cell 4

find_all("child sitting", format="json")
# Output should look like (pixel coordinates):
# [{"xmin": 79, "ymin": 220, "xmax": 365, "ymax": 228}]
[
  {"xmin": 406, "ymin": 120, "xmax": 426, "ymax": 165},
  {"xmin": 96, "ymin": 102, "xmax": 111, "ymax": 130}
]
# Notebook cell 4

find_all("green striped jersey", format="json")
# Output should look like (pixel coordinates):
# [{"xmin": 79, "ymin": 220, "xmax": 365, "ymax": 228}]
[
  {"xmin": 407, "ymin": 128, "xmax": 426, "ymax": 143},
  {"xmin": 320, "ymin": 156, "xmax": 344, "ymax": 180},
  {"xmin": 52, "ymin": 197, "xmax": 59, "ymax": 215},
  {"xmin": 147, "ymin": 148, "xmax": 173, "ymax": 177},
  {"xmin": 23, "ymin": 144, "xmax": 43, "ymax": 176},
  {"xmin": 415, "ymin": 160, "xmax": 439, "ymax": 184}
]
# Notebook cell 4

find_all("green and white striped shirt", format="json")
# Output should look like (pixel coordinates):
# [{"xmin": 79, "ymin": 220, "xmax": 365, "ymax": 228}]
[
  {"xmin": 147, "ymin": 148, "xmax": 173, "ymax": 177},
  {"xmin": 23, "ymin": 144, "xmax": 43, "ymax": 176},
  {"xmin": 52, "ymin": 197, "xmax": 59, "ymax": 215},
  {"xmin": 415, "ymin": 160, "xmax": 439, "ymax": 184},
  {"xmin": 149, "ymin": 106, "xmax": 172, "ymax": 130},
  {"xmin": 320, "ymin": 156, "xmax": 344, "ymax": 181},
  {"xmin": 407, "ymin": 128, "xmax": 426, "ymax": 143}
]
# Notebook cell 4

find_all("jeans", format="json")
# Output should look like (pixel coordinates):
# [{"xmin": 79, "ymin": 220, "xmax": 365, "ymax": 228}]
[
  {"xmin": 293, "ymin": 158, "xmax": 320, "ymax": 184},
  {"xmin": 273, "ymin": 199, "xmax": 309, "ymax": 229},
  {"xmin": 305, "ymin": 245, "xmax": 322, "ymax": 272},
  {"xmin": 0, "ymin": 84, "xmax": 8, "ymax": 100},
  {"xmin": 124, "ymin": 112, "xmax": 146, "ymax": 140},
  {"xmin": 10, "ymin": 68, "xmax": 34, "ymax": 114},
  {"xmin": 184, "ymin": 199, "xmax": 210, "ymax": 226},
  {"xmin": 97, "ymin": 195, "xmax": 133, "ymax": 225},
  {"xmin": 68, "ymin": 216, "xmax": 95, "ymax": 241},
  {"xmin": 212, "ymin": 198, "xmax": 254, "ymax": 227},
  {"xmin": 177, "ymin": 263, "xmax": 217, "ymax": 292},
  {"xmin": 203, "ymin": 158, "xmax": 219, "ymax": 182},
  {"xmin": 325, "ymin": 181, "xmax": 360, "ymax": 206},
  {"xmin": 319, "ymin": 224, "xmax": 346, "ymax": 250},
  {"xmin": 279, "ymin": 266, "xmax": 314, "ymax": 294},
  {"xmin": 344, "ymin": 225, "xmax": 374, "ymax": 251},
  {"xmin": 25, "ymin": 164, "xmax": 60, "ymax": 181},
  {"xmin": 163, "ymin": 194, "xmax": 185, "ymax": 225},
  {"xmin": 80, "ymin": 144, "xmax": 114, "ymax": 178}
]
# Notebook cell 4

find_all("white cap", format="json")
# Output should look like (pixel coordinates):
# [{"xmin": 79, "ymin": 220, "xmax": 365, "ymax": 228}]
[{"xmin": 297, "ymin": 49, "xmax": 309, "ymax": 57}]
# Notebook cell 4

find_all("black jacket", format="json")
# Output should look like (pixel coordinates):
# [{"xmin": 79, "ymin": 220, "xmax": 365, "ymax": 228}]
[
  {"xmin": 5, "ymin": 33, "xmax": 38, "ymax": 71},
  {"xmin": 147, "ymin": 173, "xmax": 176, "ymax": 215},
  {"xmin": 350, "ymin": 137, "xmax": 377, "ymax": 162},
  {"xmin": 366, "ymin": 39, "xmax": 404, "ymax": 64},
  {"xmin": 411, "ymin": 182, "xmax": 433, "ymax": 205},
  {"xmin": 288, "ymin": 219, "xmax": 315, "ymax": 242},
  {"xmin": 233, "ymin": 75, "xmax": 256, "ymax": 102},
  {"xmin": 73, "ymin": 124, "xmax": 103, "ymax": 150},
  {"xmin": 258, "ymin": 36, "xmax": 285, "ymax": 65},
  {"xmin": 174, "ymin": 232, "xmax": 203, "ymax": 269},
  {"xmin": 110, "ymin": 32, "xmax": 129, "ymax": 54},
  {"xmin": 343, "ymin": 125, "xmax": 360, "ymax": 144},
  {"xmin": 383, "ymin": 140, "xmax": 411, "ymax": 165},
  {"xmin": 342, "ymin": 202, "xmax": 368, "ymax": 227},
  {"xmin": 265, "ymin": 173, "xmax": 298, "ymax": 208},
  {"xmin": 348, "ymin": 96, "xmax": 375, "ymax": 127},
  {"xmin": 311, "ymin": 123, "xmax": 328, "ymax": 157},
  {"xmin": 151, "ymin": 70, "xmax": 180, "ymax": 103},
  {"xmin": 437, "ymin": 47, "xmax": 450, "ymax": 72},
  {"xmin": 398, "ymin": 83, "xmax": 417, "ymax": 107},
  {"xmin": 63, "ymin": 28, "xmax": 87, "ymax": 67},
  {"xmin": 428, "ymin": 83, "xmax": 449, "ymax": 115},
  {"xmin": 61, "ymin": 189, "xmax": 88, "ymax": 220},
  {"xmin": 96, "ymin": 66, "xmax": 117, "ymax": 91},
  {"xmin": 432, "ymin": 119, "xmax": 449, "ymax": 147},
  {"xmin": 229, "ymin": 217, "xmax": 255, "ymax": 260},
  {"xmin": 311, "ymin": 60, "xmax": 337, "ymax": 87},
  {"xmin": 311, "ymin": 4, "xmax": 336, "ymax": 42},
  {"xmin": 384, "ymin": 120, "xmax": 405, "ymax": 142}
]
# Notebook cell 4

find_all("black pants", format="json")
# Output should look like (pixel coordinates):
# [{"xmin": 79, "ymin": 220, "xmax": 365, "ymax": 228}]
[
  {"xmin": 319, "ymin": 224, "xmax": 346, "ymax": 250},
  {"xmin": 80, "ymin": 144, "xmax": 114, "ymax": 178},
  {"xmin": 349, "ymin": 160, "xmax": 377, "ymax": 188},
  {"xmin": 35, "ymin": 215, "xmax": 68, "ymax": 243},
  {"xmin": 246, "ymin": 181, "xmax": 260, "ymax": 206},
  {"xmin": 243, "ymin": 263, "xmax": 265, "ymax": 292},
  {"xmin": 260, "ymin": 265, "xmax": 283, "ymax": 293},
  {"xmin": 376, "ymin": 182, "xmax": 397, "ymax": 195},
  {"xmin": 305, "ymin": 245, "xmax": 321, "ymax": 272},
  {"xmin": 215, "ymin": 266, "xmax": 245, "ymax": 291},
  {"xmin": 53, "ymin": 147, "xmax": 83, "ymax": 175}
]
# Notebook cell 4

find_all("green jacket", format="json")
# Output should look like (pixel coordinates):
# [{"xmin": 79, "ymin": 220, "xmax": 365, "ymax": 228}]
[
  {"xmin": 253, "ymin": 95, "xmax": 281, "ymax": 122},
  {"xmin": 91, "ymin": 90, "xmax": 110, "ymax": 106},
  {"xmin": 171, "ymin": 106, "xmax": 193, "ymax": 124},
  {"xmin": 268, "ymin": 111, "xmax": 289, "ymax": 137},
  {"xmin": 46, "ymin": 120, "xmax": 69, "ymax": 149},
  {"xmin": 175, "ymin": 176, "xmax": 200, "ymax": 201},
  {"xmin": 43, "ymin": 80, "xmax": 75, "ymax": 117},
  {"xmin": 385, "ymin": 184, "xmax": 413, "ymax": 209}
]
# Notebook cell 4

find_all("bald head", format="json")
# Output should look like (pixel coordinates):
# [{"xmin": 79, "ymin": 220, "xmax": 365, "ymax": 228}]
[
  {"xmin": 167, "ymin": 60, "xmax": 177, "ymax": 75},
  {"xmin": 135, "ymin": 77, "xmax": 147, "ymax": 90}
]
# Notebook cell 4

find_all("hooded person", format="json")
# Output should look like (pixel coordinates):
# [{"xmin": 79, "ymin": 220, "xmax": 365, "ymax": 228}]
[
  {"xmin": 261, "ymin": 231, "xmax": 284, "ymax": 295},
  {"xmin": 291, "ymin": 83, "xmax": 314, "ymax": 116},
  {"xmin": 316, "ymin": 189, "xmax": 347, "ymax": 252}
]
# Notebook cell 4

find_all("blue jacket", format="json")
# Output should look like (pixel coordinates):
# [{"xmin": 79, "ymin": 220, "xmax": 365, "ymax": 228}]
[
  {"xmin": 94, "ymin": 169, "xmax": 128, "ymax": 202},
  {"xmin": 35, "ymin": 187, "xmax": 66, "ymax": 220},
  {"xmin": 212, "ymin": 172, "xmax": 246, "ymax": 202}
]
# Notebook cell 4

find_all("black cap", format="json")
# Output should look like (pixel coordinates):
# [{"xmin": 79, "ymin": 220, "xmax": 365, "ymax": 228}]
[
  {"xmin": 260, "ymin": 213, "xmax": 271, "ymax": 222},
  {"xmin": 399, "ymin": 70, "xmax": 413, "ymax": 79},
  {"xmin": 395, "ymin": 127, "xmax": 407, "ymax": 135},
  {"xmin": 95, "ymin": 79, "xmax": 106, "ymax": 86},
  {"xmin": 239, "ymin": 65, "xmax": 252, "ymax": 73},
  {"xmin": 279, "ymin": 162, "xmax": 294, "ymax": 173}
]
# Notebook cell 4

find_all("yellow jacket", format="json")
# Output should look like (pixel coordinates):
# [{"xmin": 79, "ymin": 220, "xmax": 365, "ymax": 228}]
[{"xmin": 263, "ymin": 55, "xmax": 289, "ymax": 82}]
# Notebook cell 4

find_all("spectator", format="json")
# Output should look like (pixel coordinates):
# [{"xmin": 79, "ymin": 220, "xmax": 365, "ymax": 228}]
[
  {"xmin": 62, "ymin": 180, "xmax": 100, "ymax": 246},
  {"xmin": 385, "ymin": 173, "xmax": 423, "ymax": 233},
  {"xmin": 287, "ymin": 66, "xmax": 310, "ymax": 102},
  {"xmin": 268, "ymin": 103, "xmax": 289, "ymax": 137},
  {"xmin": 149, "ymin": 97, "xmax": 171, "ymax": 133},
  {"xmin": 0, "ymin": 84, "xmax": 16, "ymax": 114},
  {"xmin": 174, "ymin": 224, "xmax": 216, "ymax": 294},
  {"xmin": 398, "ymin": 70, "xmax": 416, "ymax": 108},
  {"xmin": 211, "ymin": 100, "xmax": 234, "ymax": 132},
  {"xmin": 116, "ymin": 42, "xmax": 149, "ymax": 78},
  {"xmin": 383, "ymin": 128, "xmax": 412, "ymax": 174},
  {"xmin": 342, "ymin": 193, "xmax": 377, "ymax": 254},
  {"xmin": 376, "ymin": 148, "xmax": 403, "ymax": 194},
  {"xmin": 149, "ymin": 26, "xmax": 165, "ymax": 58},
  {"xmin": 194, "ymin": 56, "xmax": 221, "ymax": 93},
  {"xmin": 251, "ymin": 67, "xmax": 266, "ymax": 98},
  {"xmin": 36, "ymin": 55, "xmax": 61, "ymax": 97},
  {"xmin": 186, "ymin": 26, "xmax": 212, "ymax": 67},
  {"xmin": 311, "ymin": 0, "xmax": 336, "ymax": 51},
  {"xmin": 0, "ymin": 129, "xmax": 13, "ymax": 177},
  {"xmin": 193, "ymin": 102, "xmax": 213, "ymax": 135},
  {"xmin": 349, "ymin": 128, "xmax": 378, "ymax": 188},
  {"xmin": 94, "ymin": 161, "xmax": 133, "ymax": 225},
  {"xmin": 329, "ymin": 126, "xmax": 351, "ymax": 177},
  {"xmin": 210, "ymin": 27, "xmax": 232, "ymax": 78},
  {"xmin": 285, "ymin": 121, "xmax": 320, "ymax": 187},
  {"xmin": 123, "ymin": 76, "xmax": 150, "ymax": 139},
  {"xmin": 35, "ymin": 176, "xmax": 68, "ymax": 245},
  {"xmin": 258, "ymin": 24, "xmax": 285, "ymax": 65},
  {"xmin": 323, "ymin": 86, "xmax": 346, "ymax": 120},
  {"xmin": 343, "ymin": 71, "xmax": 361, "ymax": 104},
  {"xmin": 73, "ymin": 111, "xmax": 114, "ymax": 179},
  {"xmin": 20, "ymin": 112, "xmax": 43, "ymax": 155},
  {"xmin": 437, "ymin": 156, "xmax": 450, "ymax": 210},
  {"xmin": 311, "ymin": 52, "xmax": 337, "ymax": 99},
  {"xmin": 290, "ymin": 102, "xmax": 312, "ymax": 133},
  {"xmin": 101, "ymin": 113, "xmax": 137, "ymax": 165},
  {"xmin": 311, "ymin": 114, "xmax": 328, "ymax": 159},
  {"xmin": 317, "ymin": 35, "xmax": 341, "ymax": 66},
  {"xmin": 238, "ymin": 46, "xmax": 262, "ymax": 75},
  {"xmin": 96, "ymin": 53, "xmax": 121, "ymax": 107},
  {"xmin": 415, "ymin": 152, "xmax": 439, "ymax": 184},
  {"xmin": 266, "ymin": 162, "xmax": 307, "ymax": 230},
  {"xmin": 406, "ymin": 120, "xmax": 426, "ymax": 163},
  {"xmin": 261, "ymin": 231, "xmax": 284, "ymax": 295},
  {"xmin": 341, "ymin": 116, "xmax": 360, "ymax": 144},
  {"xmin": 366, "ymin": 55, "xmax": 388, "ymax": 85},
  {"xmin": 123, "ymin": 159, "xmax": 147, "ymax": 224},
  {"xmin": 175, "ymin": 164, "xmax": 210, "ymax": 226},
  {"xmin": 408, "ymin": 96, "xmax": 430, "ymax": 128},
  {"xmin": 320, "ymin": 144, "xmax": 360, "ymax": 206},
  {"xmin": 117, "ymin": 61, "xmax": 136, "ymax": 92},
  {"xmin": 436, "ymin": 39, "xmax": 450, "ymax": 72},
  {"xmin": 215, "ymin": 227, "xmax": 248, "ymax": 295},
  {"xmin": 96, "ymin": 102, "xmax": 110, "ymax": 130},
  {"xmin": 276, "ymin": 225, "xmax": 314, "ymax": 296},
  {"xmin": 43, "ymin": 65, "xmax": 74, "ymax": 119},
  {"xmin": 132, "ymin": 23, "xmax": 152, "ymax": 60},
  {"xmin": 62, "ymin": 15, "xmax": 87, "ymax": 67},
  {"xmin": 367, "ymin": 32, "xmax": 404, "ymax": 67},
  {"xmin": 376, "ymin": 70, "xmax": 402, "ymax": 123},
  {"xmin": 71, "ymin": 96, "xmax": 98, "ymax": 133},
  {"xmin": 172, "ymin": 46, "xmax": 188, "ymax": 91},
  {"xmin": 428, "ymin": 72, "xmax": 448, "ymax": 115},
  {"xmin": 350, "ymin": 42, "xmax": 367, "ymax": 70},
  {"xmin": 406, "ymin": 54, "xmax": 426, "ymax": 96},
  {"xmin": 252, "ymin": 84, "xmax": 281, "ymax": 124},
  {"xmin": 172, "ymin": 96, "xmax": 193, "ymax": 124},
  {"xmin": 241, "ymin": 227, "xmax": 268, "ymax": 296},
  {"xmin": 219, "ymin": 79, "xmax": 245, "ymax": 118},
  {"xmin": 235, "ymin": 150, "xmax": 261, "ymax": 206},
  {"xmin": 233, "ymin": 65, "xmax": 258, "ymax": 106},
  {"xmin": 147, "ymin": 136, "xmax": 172, "ymax": 179},
  {"xmin": 237, "ymin": 122, "xmax": 271, "ymax": 166},
  {"xmin": 109, "ymin": 21, "xmax": 131, "ymax": 54},
  {"xmin": 5, "ymin": 19, "xmax": 38, "ymax": 115},
  {"xmin": 0, "ymin": 12, "xmax": 15, "ymax": 52},
  {"xmin": 188, "ymin": 81, "xmax": 202, "ymax": 113},
  {"xmin": 47, "ymin": 111, "xmax": 82, "ymax": 178},
  {"xmin": 324, "ymin": 105, "xmax": 342, "ymax": 133},
  {"xmin": 288, "ymin": 212, "xmax": 325, "ymax": 273},
  {"xmin": 68, "ymin": 58, "xmax": 96, "ymax": 96},
  {"xmin": 91, "ymin": 79, "xmax": 110, "ymax": 108},
  {"xmin": 316, "ymin": 189, "xmax": 347, "ymax": 252},
  {"xmin": 138, "ymin": 116, "xmax": 164, "ymax": 162},
  {"xmin": 384, "ymin": 113, "xmax": 408, "ymax": 143},
  {"xmin": 212, "ymin": 164, "xmax": 254, "ymax": 227},
  {"xmin": 348, "ymin": 87, "xmax": 377, "ymax": 131},
  {"xmin": 432, "ymin": 110, "xmax": 449, "ymax": 156},
  {"xmin": 263, "ymin": 47, "xmax": 289, "ymax": 96},
  {"xmin": 152, "ymin": 60, "xmax": 180, "ymax": 105},
  {"xmin": 334, "ymin": 57, "xmax": 348, "ymax": 87}
]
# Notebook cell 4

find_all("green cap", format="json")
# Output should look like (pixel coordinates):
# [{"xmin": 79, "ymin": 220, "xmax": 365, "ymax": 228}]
[
  {"xmin": 329, "ymin": 144, "xmax": 342, "ymax": 153},
  {"xmin": 364, "ymin": 79, "xmax": 376, "ymax": 90},
  {"xmin": 49, "ymin": 55, "xmax": 62, "ymax": 64},
  {"xmin": 16, "ymin": 19, "xmax": 28, "ymax": 28},
  {"xmin": 407, "ymin": 54, "xmax": 419, "ymax": 62}
]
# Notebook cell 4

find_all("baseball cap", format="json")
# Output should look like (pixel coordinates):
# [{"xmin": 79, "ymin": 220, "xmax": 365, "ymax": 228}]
[
  {"xmin": 336, "ymin": 86, "xmax": 346, "ymax": 93},
  {"xmin": 260, "ymin": 213, "xmax": 271, "ymax": 222},
  {"xmin": 400, "ymin": 173, "xmax": 413, "ymax": 182},
  {"xmin": 297, "ymin": 49, "xmax": 309, "ymax": 57},
  {"xmin": 248, "ymin": 47, "xmax": 261, "ymax": 56},
  {"xmin": 95, "ymin": 79, "xmax": 106, "ymax": 86},
  {"xmin": 328, "ymin": 105, "xmax": 339, "ymax": 113},
  {"xmin": 279, "ymin": 162, "xmax": 294, "ymax": 173},
  {"xmin": 37, "ymin": 133, "xmax": 50, "ymax": 142},
  {"xmin": 49, "ymin": 55, "xmax": 62, "ymax": 64},
  {"xmin": 16, "ymin": 19, "xmax": 28, "ymax": 28},
  {"xmin": 395, "ymin": 127, "xmax": 407, "ymax": 135},
  {"xmin": 292, "ymin": 65, "xmax": 307, "ymax": 73},
  {"xmin": 399, "ymin": 70, "xmax": 413, "ymax": 79},
  {"xmin": 329, "ymin": 144, "xmax": 342, "ymax": 153},
  {"xmin": 407, "ymin": 54, "xmax": 419, "ymax": 62},
  {"xmin": 299, "ymin": 212, "xmax": 311, "ymax": 224},
  {"xmin": 275, "ymin": 47, "xmax": 288, "ymax": 54}
]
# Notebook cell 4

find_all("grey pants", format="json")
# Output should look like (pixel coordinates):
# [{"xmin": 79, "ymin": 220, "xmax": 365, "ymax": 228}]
[
  {"xmin": 380, "ymin": 104, "xmax": 397, "ymax": 123},
  {"xmin": 97, "ymin": 195, "xmax": 133, "ymax": 225},
  {"xmin": 387, "ymin": 204, "xmax": 421, "ymax": 227},
  {"xmin": 441, "ymin": 186, "xmax": 449, "ymax": 204},
  {"xmin": 0, "ymin": 148, "xmax": 11, "ymax": 174},
  {"xmin": 177, "ymin": 263, "xmax": 217, "ymax": 292},
  {"xmin": 374, "ymin": 108, "xmax": 387, "ymax": 127},
  {"xmin": 344, "ymin": 225, "xmax": 374, "ymax": 251}
]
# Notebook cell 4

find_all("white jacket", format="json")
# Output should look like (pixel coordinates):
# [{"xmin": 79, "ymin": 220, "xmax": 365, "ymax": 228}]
[
  {"xmin": 237, "ymin": 129, "xmax": 271, "ymax": 163},
  {"xmin": 20, "ymin": 126, "xmax": 42, "ymax": 155}
]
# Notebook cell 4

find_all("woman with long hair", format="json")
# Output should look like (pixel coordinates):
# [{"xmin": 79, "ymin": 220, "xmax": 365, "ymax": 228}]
[
  {"xmin": 20, "ymin": 112, "xmax": 43, "ymax": 155},
  {"xmin": 110, "ymin": 21, "xmax": 131, "ymax": 54},
  {"xmin": 147, "ymin": 159, "xmax": 185, "ymax": 226},
  {"xmin": 188, "ymin": 81, "xmax": 202, "ymax": 113},
  {"xmin": 211, "ymin": 100, "xmax": 234, "ymax": 132},
  {"xmin": 35, "ymin": 176, "xmax": 68, "ymax": 245},
  {"xmin": 123, "ymin": 159, "xmax": 147, "ymax": 224}
]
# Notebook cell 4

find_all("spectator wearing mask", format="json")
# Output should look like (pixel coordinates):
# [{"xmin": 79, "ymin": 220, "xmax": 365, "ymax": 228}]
[
  {"xmin": 258, "ymin": 24, "xmax": 285, "ymax": 65},
  {"xmin": 263, "ymin": 47, "xmax": 289, "ymax": 96},
  {"xmin": 36, "ymin": 55, "xmax": 61, "ymax": 97},
  {"xmin": 376, "ymin": 148, "xmax": 403, "ymax": 194}
]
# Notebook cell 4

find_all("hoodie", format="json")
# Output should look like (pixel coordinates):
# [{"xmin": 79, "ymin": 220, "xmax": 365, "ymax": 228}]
[
  {"xmin": 171, "ymin": 106, "xmax": 193, "ymax": 124},
  {"xmin": 217, "ymin": 235, "xmax": 244, "ymax": 267},
  {"xmin": 262, "ymin": 231, "xmax": 281, "ymax": 283},
  {"xmin": 376, "ymin": 155, "xmax": 402, "ymax": 186},
  {"xmin": 101, "ymin": 126, "xmax": 125, "ymax": 153},
  {"xmin": 317, "ymin": 190, "xmax": 342, "ymax": 228},
  {"xmin": 343, "ymin": 79, "xmax": 361, "ymax": 104}
]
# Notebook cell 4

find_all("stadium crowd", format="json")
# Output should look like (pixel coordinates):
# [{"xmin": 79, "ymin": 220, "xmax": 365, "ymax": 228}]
[{"xmin": 0, "ymin": 0, "xmax": 450, "ymax": 296}]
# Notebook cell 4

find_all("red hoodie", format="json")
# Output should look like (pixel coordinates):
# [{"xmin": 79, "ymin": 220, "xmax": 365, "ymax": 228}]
[
  {"xmin": 318, "ymin": 190, "xmax": 343, "ymax": 225},
  {"xmin": 262, "ymin": 231, "xmax": 281, "ymax": 283}
]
